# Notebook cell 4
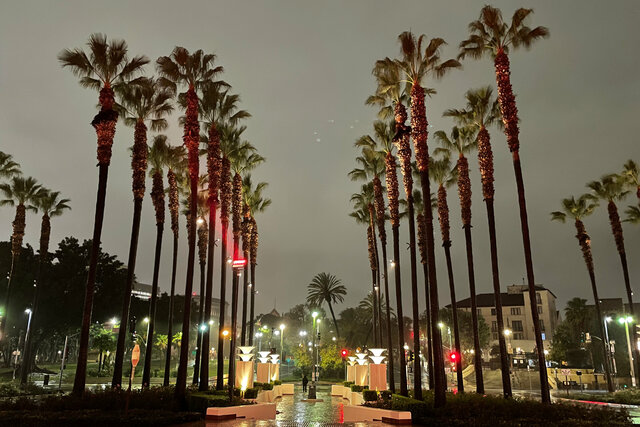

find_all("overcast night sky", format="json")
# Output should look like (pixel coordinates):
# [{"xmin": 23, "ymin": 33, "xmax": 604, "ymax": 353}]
[{"xmin": 1, "ymin": 0, "xmax": 639, "ymax": 322}]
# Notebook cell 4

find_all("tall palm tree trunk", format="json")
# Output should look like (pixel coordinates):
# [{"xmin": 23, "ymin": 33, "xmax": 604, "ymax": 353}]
[
  {"xmin": 327, "ymin": 301, "xmax": 340, "ymax": 338},
  {"xmin": 20, "ymin": 213, "xmax": 50, "ymax": 385},
  {"xmin": 421, "ymin": 260, "xmax": 434, "ymax": 390},
  {"xmin": 607, "ymin": 200, "xmax": 640, "ymax": 384},
  {"xmin": 367, "ymin": 207, "xmax": 379, "ymax": 347},
  {"xmin": 494, "ymin": 49, "xmax": 549, "ymax": 403},
  {"xmin": 486, "ymin": 200, "xmax": 511, "ymax": 397},
  {"xmin": 74, "ymin": 86, "xmax": 118, "ymax": 395},
  {"xmin": 249, "ymin": 263, "xmax": 256, "ymax": 346},
  {"xmin": 373, "ymin": 232, "xmax": 383, "ymax": 347},
  {"xmin": 164, "ymin": 233, "xmax": 178, "ymax": 386},
  {"xmin": 241, "ymin": 264, "xmax": 248, "ymax": 346},
  {"xmin": 384, "ymin": 151, "xmax": 401, "ymax": 393},
  {"xmin": 113, "ymin": 119, "xmax": 148, "ymax": 389},
  {"xmin": 438, "ymin": 184, "xmax": 463, "ymax": 392},
  {"xmin": 228, "ymin": 246, "xmax": 240, "ymax": 401},
  {"xmin": 380, "ymin": 242, "xmax": 394, "ymax": 388},
  {"xmin": 575, "ymin": 219, "xmax": 614, "ymax": 392},
  {"xmin": 193, "ymin": 259, "xmax": 206, "ymax": 385},
  {"xmin": 396, "ymin": 101, "xmax": 421, "ymax": 398},
  {"xmin": 200, "ymin": 204, "xmax": 217, "ymax": 390},
  {"xmin": 410, "ymin": 85, "xmax": 444, "ymax": 406},
  {"xmin": 391, "ymin": 225, "xmax": 407, "ymax": 395},
  {"xmin": 216, "ymin": 224, "xmax": 229, "ymax": 389},
  {"xmin": 463, "ymin": 227, "xmax": 483, "ymax": 393},
  {"xmin": 142, "ymin": 222, "xmax": 163, "ymax": 388},
  {"xmin": 176, "ymin": 86, "xmax": 200, "ymax": 397},
  {"xmin": 1, "ymin": 204, "xmax": 25, "ymax": 343}
]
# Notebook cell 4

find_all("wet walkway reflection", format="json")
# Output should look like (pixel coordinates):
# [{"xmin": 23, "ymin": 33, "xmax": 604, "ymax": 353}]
[{"xmin": 202, "ymin": 384, "xmax": 385, "ymax": 426}]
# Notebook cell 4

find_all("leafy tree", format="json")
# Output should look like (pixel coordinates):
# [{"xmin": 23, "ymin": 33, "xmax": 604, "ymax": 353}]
[
  {"xmin": 319, "ymin": 343, "xmax": 344, "ymax": 379},
  {"xmin": 292, "ymin": 345, "xmax": 312, "ymax": 376},
  {"xmin": 436, "ymin": 309, "xmax": 489, "ymax": 361}
]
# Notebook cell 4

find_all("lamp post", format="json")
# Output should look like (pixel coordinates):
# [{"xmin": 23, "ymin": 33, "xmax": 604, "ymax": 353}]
[
  {"xmin": 604, "ymin": 317, "xmax": 617, "ymax": 376},
  {"xmin": 16, "ymin": 309, "xmax": 33, "ymax": 381},
  {"xmin": 255, "ymin": 332, "xmax": 263, "ymax": 352},
  {"xmin": 504, "ymin": 329, "xmax": 513, "ymax": 369},
  {"xmin": 279, "ymin": 323, "xmax": 285, "ymax": 358},
  {"xmin": 312, "ymin": 312, "xmax": 318, "ymax": 381},
  {"xmin": 618, "ymin": 316, "xmax": 635, "ymax": 387}
]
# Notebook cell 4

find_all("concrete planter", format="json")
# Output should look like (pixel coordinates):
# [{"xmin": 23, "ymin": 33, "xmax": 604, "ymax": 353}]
[
  {"xmin": 205, "ymin": 403, "xmax": 276, "ymax": 421},
  {"xmin": 343, "ymin": 405, "xmax": 411, "ymax": 424},
  {"xmin": 331, "ymin": 385, "xmax": 345, "ymax": 396}
]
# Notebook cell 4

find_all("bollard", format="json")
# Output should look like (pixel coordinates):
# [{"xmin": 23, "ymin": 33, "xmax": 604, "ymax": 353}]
[
  {"xmin": 43, "ymin": 374, "xmax": 50, "ymax": 386},
  {"xmin": 308, "ymin": 382, "xmax": 317, "ymax": 399}
]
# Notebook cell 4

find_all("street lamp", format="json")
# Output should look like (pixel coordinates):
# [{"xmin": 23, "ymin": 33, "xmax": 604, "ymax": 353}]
[
  {"xmin": 618, "ymin": 316, "xmax": 635, "ymax": 386},
  {"xmin": 255, "ymin": 332, "xmax": 263, "ymax": 352},
  {"xmin": 604, "ymin": 316, "xmax": 616, "ymax": 376},
  {"xmin": 279, "ymin": 324, "xmax": 286, "ymax": 359},
  {"xmin": 18, "ymin": 308, "xmax": 33, "ymax": 381},
  {"xmin": 143, "ymin": 317, "xmax": 149, "ymax": 323}
]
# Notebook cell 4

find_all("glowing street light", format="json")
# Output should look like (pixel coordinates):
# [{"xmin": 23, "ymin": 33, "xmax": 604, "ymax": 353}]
[
  {"xmin": 200, "ymin": 324, "xmax": 207, "ymax": 332},
  {"xmin": 143, "ymin": 317, "xmax": 149, "ymax": 323},
  {"xmin": 389, "ymin": 260, "xmax": 396, "ymax": 268},
  {"xmin": 196, "ymin": 216, "xmax": 205, "ymax": 226},
  {"xmin": 110, "ymin": 317, "xmax": 118, "ymax": 326},
  {"xmin": 222, "ymin": 329, "xmax": 230, "ymax": 338},
  {"xmin": 312, "ymin": 312, "xmax": 318, "ymax": 319}
]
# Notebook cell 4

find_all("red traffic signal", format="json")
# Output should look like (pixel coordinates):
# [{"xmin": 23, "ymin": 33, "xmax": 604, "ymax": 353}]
[
  {"xmin": 341, "ymin": 349, "xmax": 348, "ymax": 358},
  {"xmin": 449, "ymin": 351, "xmax": 459, "ymax": 363}
]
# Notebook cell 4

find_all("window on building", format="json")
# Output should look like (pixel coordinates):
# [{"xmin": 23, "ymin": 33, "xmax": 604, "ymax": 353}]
[
  {"xmin": 514, "ymin": 333, "xmax": 524, "ymax": 340},
  {"xmin": 538, "ymin": 306, "xmax": 543, "ymax": 314},
  {"xmin": 536, "ymin": 292, "xmax": 542, "ymax": 304},
  {"xmin": 539, "ymin": 320, "xmax": 545, "ymax": 332},
  {"xmin": 512, "ymin": 320, "xmax": 523, "ymax": 332},
  {"xmin": 491, "ymin": 308, "xmax": 496, "ymax": 315},
  {"xmin": 510, "ymin": 307, "xmax": 521, "ymax": 315},
  {"xmin": 492, "ymin": 333, "xmax": 498, "ymax": 340},
  {"xmin": 491, "ymin": 321, "xmax": 498, "ymax": 332}
]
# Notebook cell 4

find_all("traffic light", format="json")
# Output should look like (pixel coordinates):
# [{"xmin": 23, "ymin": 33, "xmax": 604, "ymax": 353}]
[
  {"xmin": 449, "ymin": 351, "xmax": 459, "ymax": 364},
  {"xmin": 408, "ymin": 350, "xmax": 414, "ymax": 362},
  {"xmin": 129, "ymin": 315, "xmax": 137, "ymax": 336},
  {"xmin": 341, "ymin": 348, "xmax": 348, "ymax": 359}
]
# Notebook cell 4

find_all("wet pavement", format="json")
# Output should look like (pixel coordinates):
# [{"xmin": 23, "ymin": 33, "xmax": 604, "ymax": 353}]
[{"xmin": 200, "ymin": 385, "xmax": 387, "ymax": 426}]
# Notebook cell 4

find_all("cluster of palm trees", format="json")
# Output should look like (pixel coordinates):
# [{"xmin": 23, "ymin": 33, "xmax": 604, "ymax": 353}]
[
  {"xmin": 58, "ymin": 36, "xmax": 270, "ymax": 397},
  {"xmin": 349, "ymin": 6, "xmax": 551, "ymax": 406},
  {"xmin": 551, "ymin": 160, "xmax": 640, "ymax": 393},
  {"xmin": 0, "ymin": 151, "xmax": 71, "ymax": 384}
]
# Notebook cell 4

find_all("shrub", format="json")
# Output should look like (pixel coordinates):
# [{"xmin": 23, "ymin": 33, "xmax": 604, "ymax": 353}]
[
  {"xmin": 243, "ymin": 388, "xmax": 258, "ymax": 399},
  {"xmin": 261, "ymin": 383, "xmax": 273, "ymax": 390},
  {"xmin": 253, "ymin": 382, "xmax": 263, "ymax": 389},
  {"xmin": 343, "ymin": 381, "xmax": 354, "ymax": 387},
  {"xmin": 273, "ymin": 380, "xmax": 282, "ymax": 385},
  {"xmin": 350, "ymin": 385, "xmax": 363, "ymax": 392},
  {"xmin": 0, "ymin": 382, "xmax": 48, "ymax": 398},
  {"xmin": 380, "ymin": 390, "xmax": 392, "ymax": 401},
  {"xmin": 363, "ymin": 390, "xmax": 378, "ymax": 402}
]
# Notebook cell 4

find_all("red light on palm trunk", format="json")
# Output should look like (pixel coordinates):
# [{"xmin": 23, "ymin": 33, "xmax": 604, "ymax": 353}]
[{"xmin": 232, "ymin": 259, "xmax": 247, "ymax": 269}]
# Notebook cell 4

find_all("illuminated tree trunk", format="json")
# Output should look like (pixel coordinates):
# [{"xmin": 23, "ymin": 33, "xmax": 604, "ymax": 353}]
[
  {"xmin": 216, "ymin": 156, "xmax": 232, "ymax": 389},
  {"xmin": 164, "ymin": 168, "xmax": 179, "ymax": 386},
  {"xmin": 494, "ymin": 48, "xmax": 549, "ymax": 403},
  {"xmin": 417, "ymin": 212, "xmax": 434, "ymax": 390},
  {"xmin": 384, "ymin": 152, "xmax": 399, "ymax": 393},
  {"xmin": 193, "ymin": 223, "xmax": 207, "ymax": 385}
]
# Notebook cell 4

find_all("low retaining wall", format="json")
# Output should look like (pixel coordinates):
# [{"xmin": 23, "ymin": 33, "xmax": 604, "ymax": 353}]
[
  {"xmin": 343, "ymin": 405, "xmax": 411, "ymax": 424},
  {"xmin": 256, "ymin": 384, "xmax": 294, "ymax": 403},
  {"xmin": 205, "ymin": 403, "xmax": 276, "ymax": 421}
]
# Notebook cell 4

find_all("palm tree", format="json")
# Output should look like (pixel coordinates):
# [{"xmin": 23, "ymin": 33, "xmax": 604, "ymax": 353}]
[
  {"xmin": 551, "ymin": 194, "xmax": 614, "ymax": 392},
  {"xmin": 459, "ymin": 6, "xmax": 550, "ymax": 403},
  {"xmin": 444, "ymin": 86, "xmax": 503, "ymax": 395},
  {"xmin": 349, "ymin": 148, "xmax": 387, "ymax": 346},
  {"xmin": 139, "ymin": 135, "xmax": 172, "ymax": 388},
  {"xmin": 354, "ymin": 120, "xmax": 397, "ymax": 391},
  {"xmin": 20, "ymin": 190, "xmax": 70, "ymax": 385},
  {"xmin": 350, "ymin": 184, "xmax": 380, "ymax": 345},
  {"xmin": 393, "ymin": 32, "xmax": 461, "ymax": 403},
  {"xmin": 227, "ymin": 140, "xmax": 263, "ymax": 397},
  {"xmin": 367, "ymin": 64, "xmax": 407, "ymax": 391},
  {"xmin": 306, "ymin": 273, "xmax": 347, "ymax": 336},
  {"xmin": 0, "ymin": 152, "xmax": 21, "ymax": 180},
  {"xmin": 163, "ymin": 143, "xmax": 186, "ymax": 386},
  {"xmin": 193, "ymin": 188, "xmax": 209, "ymax": 386},
  {"xmin": 157, "ymin": 47, "xmax": 224, "ymax": 396},
  {"xmin": 428, "ymin": 155, "xmax": 464, "ymax": 392},
  {"xmin": 244, "ymin": 177, "xmax": 270, "ymax": 347},
  {"xmin": 58, "ymin": 34, "xmax": 148, "ymax": 395},
  {"xmin": 112, "ymin": 77, "xmax": 173, "ymax": 389},
  {"xmin": 588, "ymin": 175, "xmax": 638, "ymax": 383},
  {"xmin": 241, "ymin": 175, "xmax": 270, "ymax": 348},
  {"xmin": 199, "ymin": 86, "xmax": 249, "ymax": 390},
  {"xmin": 0, "ymin": 177, "xmax": 43, "ymax": 340},
  {"xmin": 622, "ymin": 160, "xmax": 640, "ymax": 200}
]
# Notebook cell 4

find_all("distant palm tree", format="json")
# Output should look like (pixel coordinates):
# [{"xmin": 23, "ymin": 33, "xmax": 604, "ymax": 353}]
[
  {"xmin": 444, "ymin": 86, "xmax": 502, "ymax": 395},
  {"xmin": 0, "ymin": 152, "xmax": 21, "ymax": 179},
  {"xmin": 58, "ymin": 34, "xmax": 148, "ymax": 395},
  {"xmin": 0, "ymin": 176, "xmax": 43, "ymax": 340},
  {"xmin": 140, "ymin": 135, "xmax": 172, "ymax": 388},
  {"xmin": 199, "ymin": 85, "xmax": 249, "ymax": 390},
  {"xmin": 306, "ymin": 273, "xmax": 347, "ymax": 337},
  {"xmin": 349, "ymin": 148, "xmax": 386, "ymax": 346},
  {"xmin": 429, "ymin": 155, "xmax": 464, "ymax": 392},
  {"xmin": 112, "ymin": 77, "xmax": 173, "ymax": 389},
  {"xmin": 157, "ymin": 47, "xmax": 224, "ymax": 396},
  {"xmin": 163, "ymin": 143, "xmax": 186, "ymax": 386},
  {"xmin": 20, "ymin": 190, "xmax": 70, "ymax": 385},
  {"xmin": 551, "ymin": 194, "xmax": 614, "ymax": 392},
  {"xmin": 243, "ymin": 176, "xmax": 271, "ymax": 347},
  {"xmin": 459, "ymin": 6, "xmax": 550, "ymax": 403},
  {"xmin": 391, "ymin": 31, "xmax": 461, "ymax": 403},
  {"xmin": 354, "ymin": 120, "xmax": 397, "ymax": 390},
  {"xmin": 622, "ymin": 160, "xmax": 640, "ymax": 200},
  {"xmin": 350, "ymin": 183, "xmax": 380, "ymax": 344},
  {"xmin": 588, "ymin": 175, "xmax": 638, "ymax": 383}
]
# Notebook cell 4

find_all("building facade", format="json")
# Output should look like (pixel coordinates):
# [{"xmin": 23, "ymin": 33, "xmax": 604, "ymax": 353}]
[{"xmin": 457, "ymin": 284, "xmax": 560, "ymax": 355}]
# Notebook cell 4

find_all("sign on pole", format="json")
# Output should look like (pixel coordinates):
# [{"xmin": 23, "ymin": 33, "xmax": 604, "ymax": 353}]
[{"xmin": 131, "ymin": 344, "xmax": 141, "ymax": 368}]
